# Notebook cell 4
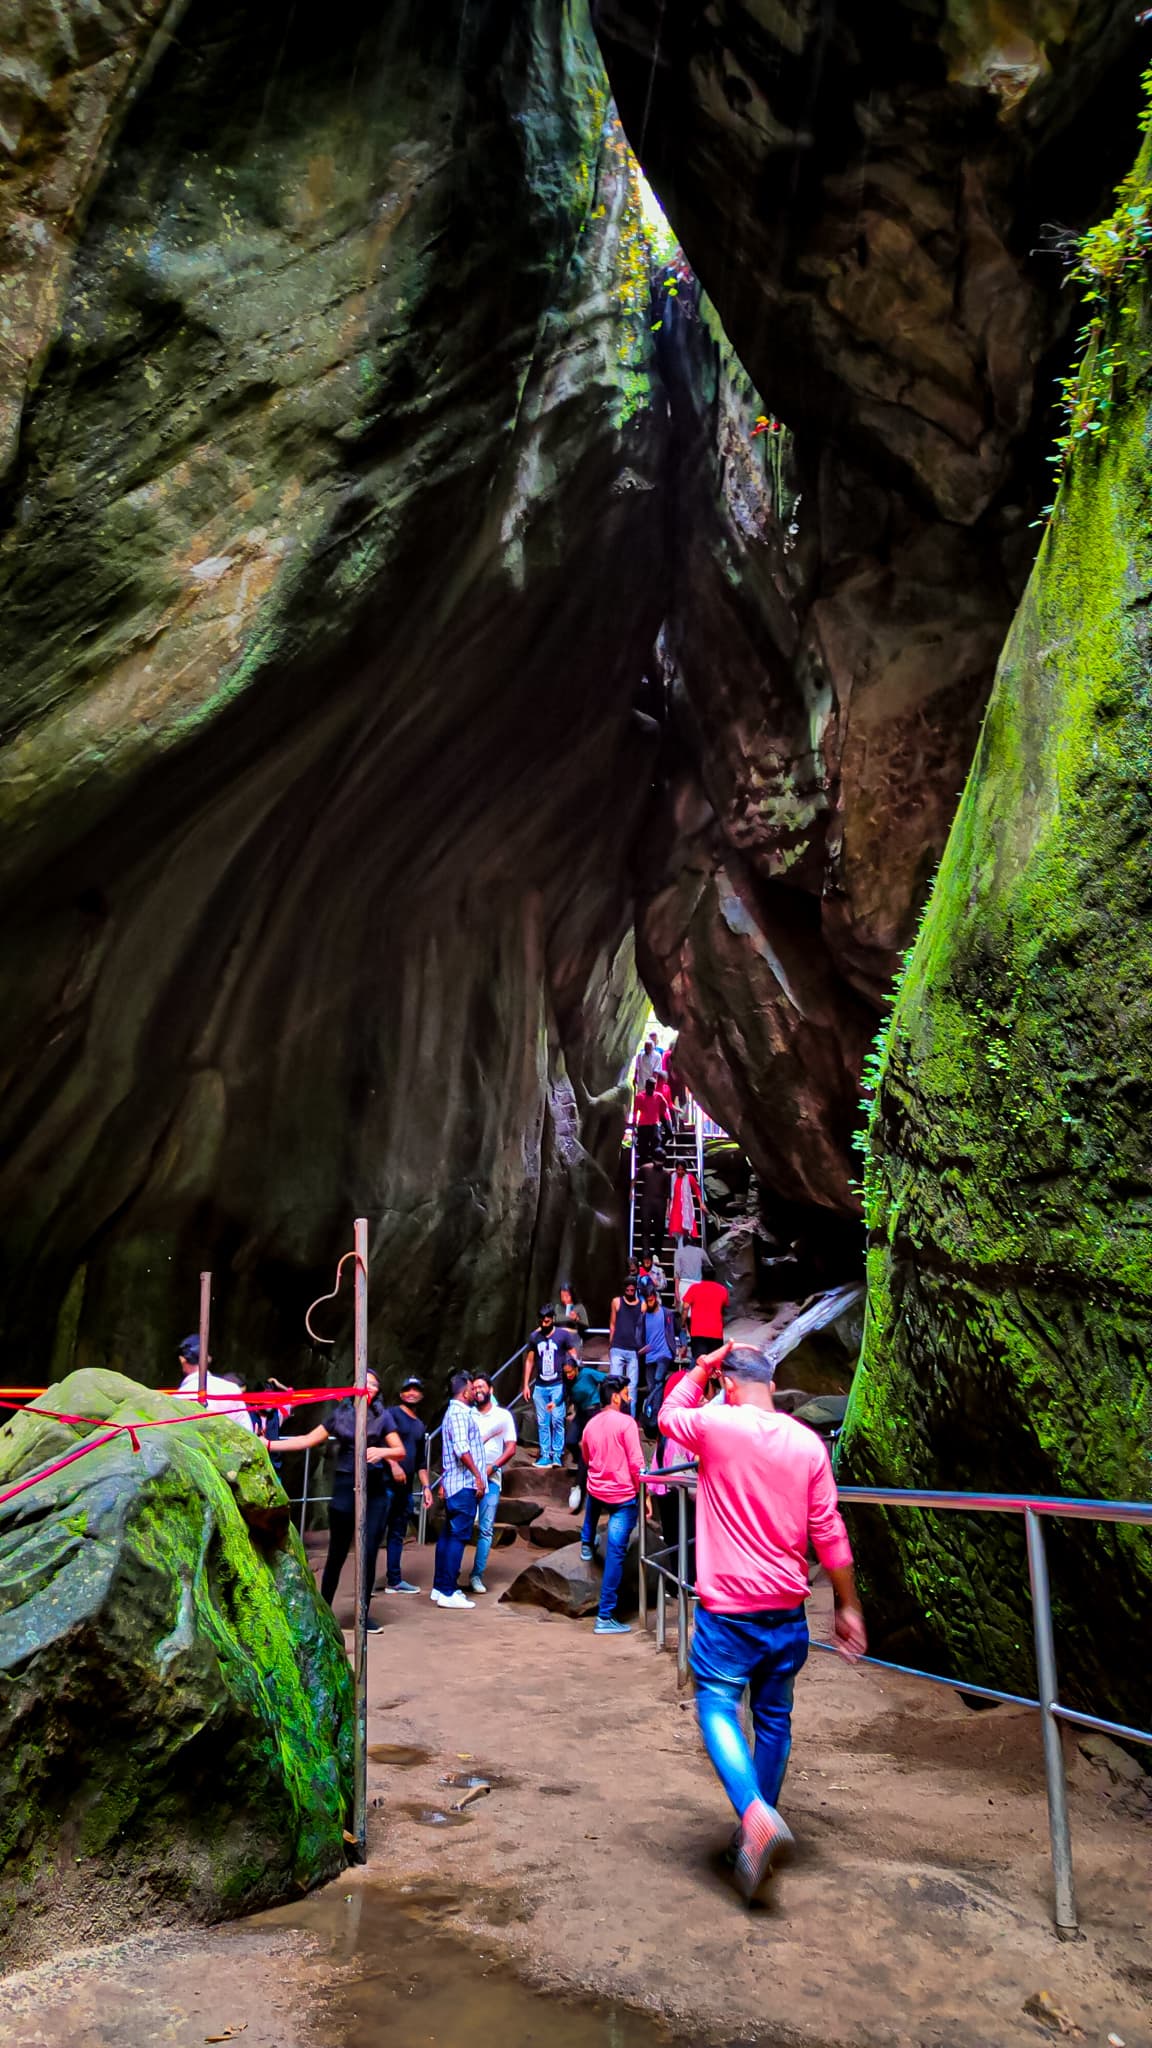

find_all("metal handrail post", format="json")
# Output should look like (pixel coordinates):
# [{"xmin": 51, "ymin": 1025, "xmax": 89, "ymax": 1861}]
[
  {"xmin": 676, "ymin": 1485, "xmax": 690, "ymax": 1687},
  {"xmin": 688, "ymin": 1097, "xmax": 701, "ymax": 1253},
  {"xmin": 418, "ymin": 1431, "xmax": 431, "ymax": 1544},
  {"xmin": 1025, "ymin": 1509, "xmax": 1078, "ymax": 1938},
  {"xmin": 638, "ymin": 1486, "xmax": 647, "ymax": 1631},
  {"xmin": 299, "ymin": 1444, "xmax": 311, "ymax": 1536},
  {"xmin": 351, "ymin": 1217, "xmax": 369, "ymax": 1863},
  {"xmin": 656, "ymin": 1566, "xmax": 666, "ymax": 1651},
  {"xmin": 197, "ymin": 1271, "xmax": 211, "ymax": 1405}
]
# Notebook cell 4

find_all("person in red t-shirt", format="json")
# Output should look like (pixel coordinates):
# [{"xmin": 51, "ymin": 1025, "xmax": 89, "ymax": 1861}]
[
  {"xmin": 682, "ymin": 1270, "xmax": 729, "ymax": 1358},
  {"xmin": 632, "ymin": 1078, "xmax": 671, "ymax": 1165}
]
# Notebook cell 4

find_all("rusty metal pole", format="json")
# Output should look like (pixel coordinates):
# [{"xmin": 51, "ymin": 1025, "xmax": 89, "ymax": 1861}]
[
  {"xmin": 197, "ymin": 1272, "xmax": 211, "ymax": 1405},
  {"xmin": 351, "ymin": 1218, "xmax": 369, "ymax": 1861}
]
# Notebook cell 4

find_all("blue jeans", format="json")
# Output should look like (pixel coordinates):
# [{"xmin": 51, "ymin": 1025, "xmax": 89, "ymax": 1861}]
[
  {"xmin": 691, "ymin": 1605, "xmax": 809, "ymax": 1817},
  {"xmin": 609, "ymin": 1348, "xmax": 639, "ymax": 1410},
  {"xmin": 473, "ymin": 1476, "xmax": 501, "ymax": 1578},
  {"xmin": 384, "ymin": 1479, "xmax": 413, "ymax": 1586},
  {"xmin": 582, "ymin": 1495, "xmax": 638, "ymax": 1620},
  {"xmin": 532, "ymin": 1382, "xmax": 565, "ymax": 1464},
  {"xmin": 433, "ymin": 1486, "xmax": 479, "ymax": 1596}
]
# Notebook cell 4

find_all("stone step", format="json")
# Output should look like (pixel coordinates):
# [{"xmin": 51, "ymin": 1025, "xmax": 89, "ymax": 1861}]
[
  {"xmin": 502, "ymin": 1457, "xmax": 573, "ymax": 1507},
  {"xmin": 526, "ymin": 1504, "xmax": 584, "ymax": 1550},
  {"xmin": 493, "ymin": 1495, "xmax": 543, "ymax": 1526}
]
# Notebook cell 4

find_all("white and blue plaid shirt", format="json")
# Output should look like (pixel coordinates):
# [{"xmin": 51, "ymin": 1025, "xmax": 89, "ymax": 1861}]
[{"xmin": 442, "ymin": 1398, "xmax": 486, "ymax": 1497}]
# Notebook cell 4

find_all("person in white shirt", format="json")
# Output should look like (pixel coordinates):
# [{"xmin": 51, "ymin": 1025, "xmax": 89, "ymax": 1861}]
[
  {"xmin": 175, "ymin": 1337, "xmax": 255, "ymax": 1433},
  {"xmin": 466, "ymin": 1373, "xmax": 517, "ymax": 1595},
  {"xmin": 674, "ymin": 1240, "xmax": 704, "ymax": 1303},
  {"xmin": 634, "ymin": 1034, "xmax": 661, "ymax": 1091}
]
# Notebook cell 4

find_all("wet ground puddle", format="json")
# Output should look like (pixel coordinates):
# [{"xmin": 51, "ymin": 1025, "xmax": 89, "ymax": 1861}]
[{"xmin": 260, "ymin": 1879, "xmax": 685, "ymax": 2048}]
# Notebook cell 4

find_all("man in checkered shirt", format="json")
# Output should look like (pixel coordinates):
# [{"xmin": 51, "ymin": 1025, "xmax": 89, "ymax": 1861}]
[{"xmin": 432, "ymin": 1371, "xmax": 488, "ymax": 1610}]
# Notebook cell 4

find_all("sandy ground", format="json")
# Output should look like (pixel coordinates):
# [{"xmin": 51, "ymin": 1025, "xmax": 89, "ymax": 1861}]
[{"xmin": 3, "ymin": 1523, "xmax": 1149, "ymax": 2048}]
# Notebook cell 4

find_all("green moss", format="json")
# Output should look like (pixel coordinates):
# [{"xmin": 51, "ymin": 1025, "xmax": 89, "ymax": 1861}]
[
  {"xmin": 838, "ymin": 119, "xmax": 1152, "ymax": 1720},
  {"xmin": 0, "ymin": 1372, "xmax": 353, "ymax": 1941}
]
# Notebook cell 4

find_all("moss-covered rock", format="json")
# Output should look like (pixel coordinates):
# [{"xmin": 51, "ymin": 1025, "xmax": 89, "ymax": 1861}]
[
  {"xmin": 838, "ymin": 131, "xmax": 1152, "ymax": 1722},
  {"xmin": 0, "ymin": 1369, "xmax": 353, "ymax": 1963}
]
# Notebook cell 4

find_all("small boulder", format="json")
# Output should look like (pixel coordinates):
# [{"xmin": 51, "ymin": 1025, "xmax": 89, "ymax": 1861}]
[
  {"xmin": 501, "ymin": 1536, "xmax": 640, "ymax": 1617},
  {"xmin": 793, "ymin": 1393, "xmax": 849, "ymax": 1437}
]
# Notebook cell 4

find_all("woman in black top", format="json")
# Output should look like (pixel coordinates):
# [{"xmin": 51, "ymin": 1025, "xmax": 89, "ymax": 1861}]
[{"xmin": 274, "ymin": 1370, "xmax": 405, "ymax": 1632}]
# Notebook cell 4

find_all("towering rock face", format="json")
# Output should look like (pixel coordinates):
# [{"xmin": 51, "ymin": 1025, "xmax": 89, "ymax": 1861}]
[
  {"xmin": 596, "ymin": 0, "xmax": 1142, "ymax": 1213},
  {"xmin": 634, "ymin": 308, "xmax": 878, "ymax": 1214},
  {"xmin": 0, "ymin": 1, "xmax": 664, "ymax": 1386},
  {"xmin": 838, "ymin": 140, "xmax": 1152, "ymax": 1719}
]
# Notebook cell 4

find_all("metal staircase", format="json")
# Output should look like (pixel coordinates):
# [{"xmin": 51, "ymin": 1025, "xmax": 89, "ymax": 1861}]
[{"xmin": 628, "ymin": 1097, "xmax": 708, "ymax": 1307}]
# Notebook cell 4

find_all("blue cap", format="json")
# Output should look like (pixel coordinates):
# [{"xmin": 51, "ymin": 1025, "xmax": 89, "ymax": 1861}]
[{"xmin": 179, "ymin": 1335, "xmax": 200, "ymax": 1364}]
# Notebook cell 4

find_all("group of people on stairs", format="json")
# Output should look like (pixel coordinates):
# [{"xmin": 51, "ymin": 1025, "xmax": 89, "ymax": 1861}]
[{"xmin": 635, "ymin": 1157, "xmax": 703, "ymax": 1259}]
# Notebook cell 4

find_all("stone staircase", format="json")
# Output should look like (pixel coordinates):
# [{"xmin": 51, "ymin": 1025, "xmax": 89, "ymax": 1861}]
[{"xmin": 497, "ymin": 1448, "xmax": 582, "ymax": 1553}]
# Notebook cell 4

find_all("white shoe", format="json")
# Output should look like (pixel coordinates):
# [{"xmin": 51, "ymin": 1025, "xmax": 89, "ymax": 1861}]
[
  {"xmin": 468, "ymin": 1576, "xmax": 487, "ymax": 1594},
  {"xmin": 567, "ymin": 1485, "xmax": 581, "ymax": 1512},
  {"xmin": 437, "ymin": 1590, "xmax": 475, "ymax": 1609},
  {"xmin": 429, "ymin": 1590, "xmax": 443, "ymax": 1605}
]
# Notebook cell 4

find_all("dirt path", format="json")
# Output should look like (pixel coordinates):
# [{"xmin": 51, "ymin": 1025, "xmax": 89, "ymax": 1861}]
[
  {"xmin": 351, "ymin": 1536, "xmax": 1151, "ymax": 2048},
  {"xmin": 2, "ymin": 1531, "xmax": 1149, "ymax": 2048}
]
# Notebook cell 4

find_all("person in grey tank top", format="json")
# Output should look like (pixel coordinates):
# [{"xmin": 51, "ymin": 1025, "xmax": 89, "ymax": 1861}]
[{"xmin": 609, "ymin": 1277, "xmax": 644, "ymax": 1412}]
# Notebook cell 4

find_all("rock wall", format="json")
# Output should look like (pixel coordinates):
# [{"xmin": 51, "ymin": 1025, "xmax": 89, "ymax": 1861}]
[
  {"xmin": 0, "ymin": 1, "xmax": 664, "ymax": 1388},
  {"xmin": 635, "ymin": 302, "xmax": 877, "ymax": 1215},
  {"xmin": 596, "ymin": 0, "xmax": 1143, "ymax": 1213},
  {"xmin": 838, "ymin": 135, "xmax": 1152, "ymax": 1719}
]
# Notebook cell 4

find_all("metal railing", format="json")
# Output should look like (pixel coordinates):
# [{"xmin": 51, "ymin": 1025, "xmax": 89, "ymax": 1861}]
[
  {"xmin": 690, "ymin": 1096, "xmax": 707, "ymax": 1257},
  {"xmin": 634, "ymin": 1466, "xmax": 1152, "ymax": 1940},
  {"xmin": 415, "ymin": 1328, "xmax": 611, "ymax": 1542},
  {"xmin": 638, "ymin": 1458, "xmax": 696, "ymax": 1684}
]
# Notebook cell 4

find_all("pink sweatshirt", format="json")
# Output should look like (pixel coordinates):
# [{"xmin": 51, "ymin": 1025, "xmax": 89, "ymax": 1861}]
[
  {"xmin": 658, "ymin": 1375, "xmax": 853, "ymax": 1613},
  {"xmin": 581, "ymin": 1406, "xmax": 644, "ymax": 1505}
]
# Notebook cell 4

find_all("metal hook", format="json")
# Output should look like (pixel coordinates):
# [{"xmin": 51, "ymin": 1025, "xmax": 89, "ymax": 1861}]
[{"xmin": 304, "ymin": 1248, "xmax": 365, "ymax": 1346}]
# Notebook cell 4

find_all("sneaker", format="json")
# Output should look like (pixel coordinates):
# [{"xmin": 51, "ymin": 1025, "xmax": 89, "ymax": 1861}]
[
  {"xmin": 429, "ymin": 1590, "xmax": 444, "ymax": 1605},
  {"xmin": 580, "ymin": 1544, "xmax": 593, "ymax": 1562},
  {"xmin": 437, "ymin": 1590, "xmax": 475, "ymax": 1610},
  {"xmin": 593, "ymin": 1617, "xmax": 632, "ymax": 1635},
  {"xmin": 568, "ymin": 1485, "xmax": 582, "ymax": 1512},
  {"xmin": 364, "ymin": 1618, "xmax": 384, "ymax": 1634},
  {"xmin": 733, "ymin": 1800, "xmax": 794, "ymax": 1901},
  {"xmin": 468, "ymin": 1576, "xmax": 487, "ymax": 1595},
  {"xmin": 389, "ymin": 1579, "xmax": 420, "ymax": 1594},
  {"xmin": 533, "ymin": 1460, "xmax": 555, "ymax": 1470}
]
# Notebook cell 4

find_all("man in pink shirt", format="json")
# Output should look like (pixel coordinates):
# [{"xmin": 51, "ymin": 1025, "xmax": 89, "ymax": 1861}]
[
  {"xmin": 659, "ymin": 1342, "xmax": 867, "ymax": 1900},
  {"xmin": 580, "ymin": 1376, "xmax": 644, "ymax": 1637}
]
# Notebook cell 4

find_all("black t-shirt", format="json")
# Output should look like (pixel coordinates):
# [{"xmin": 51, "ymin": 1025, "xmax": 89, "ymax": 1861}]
[
  {"xmin": 529, "ymin": 1326, "xmax": 579, "ymax": 1385},
  {"xmin": 639, "ymin": 1162, "xmax": 670, "ymax": 1210},
  {"xmin": 330, "ymin": 1393, "xmax": 394, "ymax": 1498},
  {"xmin": 384, "ymin": 1404, "xmax": 426, "ymax": 1481}
]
